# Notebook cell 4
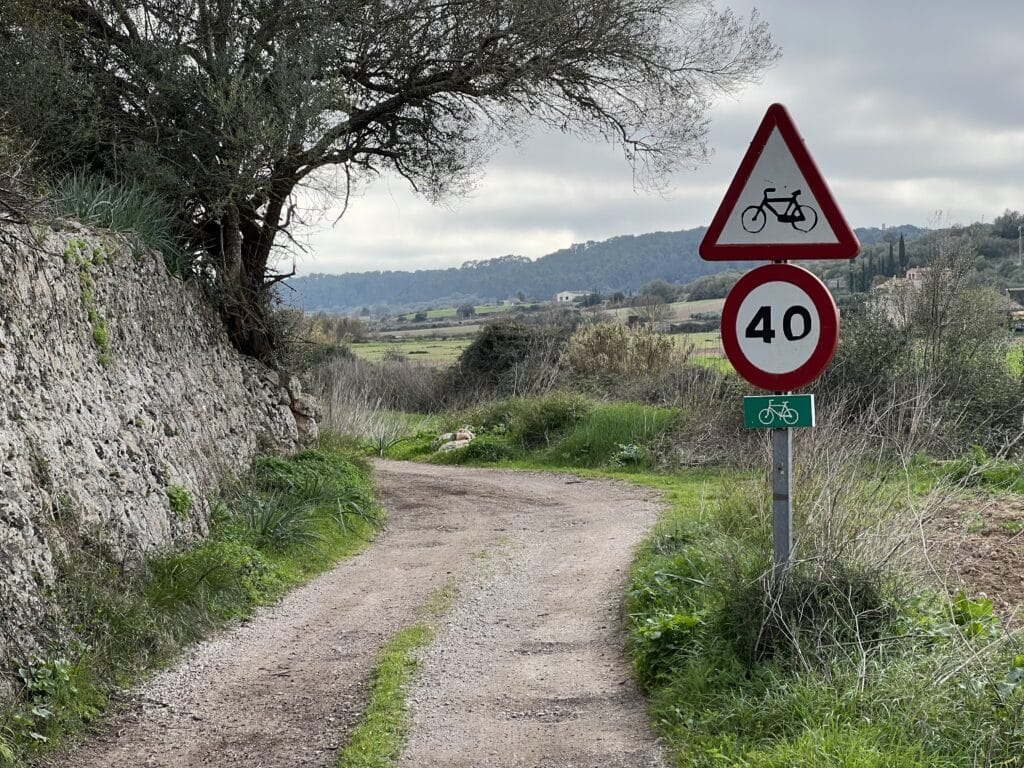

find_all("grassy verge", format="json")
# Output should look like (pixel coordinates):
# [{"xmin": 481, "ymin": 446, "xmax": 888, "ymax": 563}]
[
  {"xmin": 379, "ymin": 393, "xmax": 685, "ymax": 472},
  {"xmin": 1, "ymin": 441, "xmax": 382, "ymax": 765},
  {"xmin": 624, "ymin": 471, "xmax": 1024, "ymax": 767},
  {"xmin": 336, "ymin": 582, "xmax": 457, "ymax": 768}
]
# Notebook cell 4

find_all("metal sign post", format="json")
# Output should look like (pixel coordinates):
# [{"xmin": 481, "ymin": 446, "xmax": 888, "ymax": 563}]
[
  {"xmin": 699, "ymin": 103, "xmax": 858, "ymax": 586},
  {"xmin": 772, "ymin": 424, "xmax": 793, "ymax": 580}
]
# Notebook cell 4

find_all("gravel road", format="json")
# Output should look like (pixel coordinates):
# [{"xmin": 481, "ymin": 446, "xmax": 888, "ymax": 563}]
[{"xmin": 46, "ymin": 460, "xmax": 668, "ymax": 768}]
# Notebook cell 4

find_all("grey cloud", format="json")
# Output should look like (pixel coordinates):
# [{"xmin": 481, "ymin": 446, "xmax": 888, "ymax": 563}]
[{"xmin": 299, "ymin": 0, "xmax": 1024, "ymax": 274}]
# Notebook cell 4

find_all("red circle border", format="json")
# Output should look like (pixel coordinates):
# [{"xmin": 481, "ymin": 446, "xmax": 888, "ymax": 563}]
[{"xmin": 721, "ymin": 263, "xmax": 839, "ymax": 391}]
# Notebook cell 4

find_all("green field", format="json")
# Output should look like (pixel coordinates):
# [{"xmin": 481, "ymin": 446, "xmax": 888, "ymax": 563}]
[
  {"xmin": 351, "ymin": 329, "xmax": 725, "ymax": 369},
  {"xmin": 350, "ymin": 338, "xmax": 471, "ymax": 364}
]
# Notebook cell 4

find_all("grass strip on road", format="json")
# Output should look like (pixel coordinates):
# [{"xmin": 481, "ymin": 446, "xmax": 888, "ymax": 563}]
[
  {"xmin": 336, "ymin": 624, "xmax": 434, "ymax": 768},
  {"xmin": 336, "ymin": 582, "xmax": 457, "ymax": 768}
]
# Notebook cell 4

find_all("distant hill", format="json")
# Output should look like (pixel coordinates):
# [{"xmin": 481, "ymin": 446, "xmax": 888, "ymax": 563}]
[{"xmin": 286, "ymin": 225, "xmax": 930, "ymax": 314}]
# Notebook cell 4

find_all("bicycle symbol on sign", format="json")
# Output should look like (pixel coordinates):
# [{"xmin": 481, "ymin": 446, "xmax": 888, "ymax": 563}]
[
  {"xmin": 741, "ymin": 187, "xmax": 819, "ymax": 234},
  {"xmin": 758, "ymin": 398, "xmax": 799, "ymax": 426}
]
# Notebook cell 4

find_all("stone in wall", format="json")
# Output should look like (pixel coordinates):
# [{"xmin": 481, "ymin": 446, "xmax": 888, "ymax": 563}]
[{"xmin": 0, "ymin": 223, "xmax": 308, "ymax": 676}]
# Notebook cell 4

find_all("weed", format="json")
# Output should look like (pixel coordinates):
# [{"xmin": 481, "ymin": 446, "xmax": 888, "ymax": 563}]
[
  {"xmin": 6, "ymin": 653, "xmax": 102, "ymax": 748},
  {"xmin": 165, "ymin": 485, "xmax": 194, "ymax": 519},
  {"xmin": 67, "ymin": 238, "xmax": 113, "ymax": 366},
  {"xmin": 611, "ymin": 443, "xmax": 649, "ymax": 467},
  {"xmin": 26, "ymin": 437, "xmax": 52, "ymax": 491},
  {"xmin": 1000, "ymin": 518, "xmax": 1024, "ymax": 534}
]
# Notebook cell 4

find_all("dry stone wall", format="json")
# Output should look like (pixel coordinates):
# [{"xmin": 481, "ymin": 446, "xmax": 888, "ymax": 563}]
[{"xmin": 0, "ymin": 224, "xmax": 311, "ymax": 673}]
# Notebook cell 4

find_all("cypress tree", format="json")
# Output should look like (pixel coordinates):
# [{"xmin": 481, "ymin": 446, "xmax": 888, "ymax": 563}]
[{"xmin": 898, "ymin": 234, "xmax": 908, "ymax": 272}]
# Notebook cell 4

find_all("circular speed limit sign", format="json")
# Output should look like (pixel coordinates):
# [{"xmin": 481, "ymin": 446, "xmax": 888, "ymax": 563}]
[{"xmin": 721, "ymin": 263, "xmax": 839, "ymax": 391}]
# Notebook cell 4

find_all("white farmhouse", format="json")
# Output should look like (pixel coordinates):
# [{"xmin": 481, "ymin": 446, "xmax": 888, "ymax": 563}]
[{"xmin": 553, "ymin": 290, "xmax": 589, "ymax": 304}]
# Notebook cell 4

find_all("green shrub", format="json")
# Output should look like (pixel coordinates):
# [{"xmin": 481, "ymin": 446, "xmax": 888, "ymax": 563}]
[
  {"xmin": 432, "ymin": 434, "xmax": 516, "ymax": 465},
  {"xmin": 507, "ymin": 393, "xmax": 591, "ymax": 448},
  {"xmin": 464, "ymin": 393, "xmax": 591, "ymax": 449},
  {"xmin": 542, "ymin": 402, "xmax": 679, "ymax": 468},
  {"xmin": 716, "ymin": 562, "xmax": 897, "ymax": 671},
  {"xmin": 446, "ymin": 317, "xmax": 575, "ymax": 399}
]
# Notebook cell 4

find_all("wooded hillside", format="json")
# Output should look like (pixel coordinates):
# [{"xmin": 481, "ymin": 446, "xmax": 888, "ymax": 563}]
[{"xmin": 287, "ymin": 225, "xmax": 929, "ymax": 312}]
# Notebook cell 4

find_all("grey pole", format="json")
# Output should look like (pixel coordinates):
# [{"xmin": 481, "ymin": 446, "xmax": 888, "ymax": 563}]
[{"xmin": 772, "ymin": 425, "xmax": 793, "ymax": 582}]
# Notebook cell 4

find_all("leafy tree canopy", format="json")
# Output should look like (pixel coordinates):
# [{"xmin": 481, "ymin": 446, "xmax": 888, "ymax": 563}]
[
  {"xmin": 992, "ymin": 209, "xmax": 1024, "ymax": 240},
  {"xmin": 0, "ymin": 0, "xmax": 778, "ymax": 360}
]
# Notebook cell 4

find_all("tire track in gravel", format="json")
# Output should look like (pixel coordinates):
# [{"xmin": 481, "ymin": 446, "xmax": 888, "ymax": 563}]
[{"xmin": 45, "ymin": 460, "xmax": 668, "ymax": 768}]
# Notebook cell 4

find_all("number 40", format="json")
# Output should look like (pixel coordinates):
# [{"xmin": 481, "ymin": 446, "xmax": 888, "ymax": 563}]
[{"xmin": 745, "ymin": 305, "xmax": 812, "ymax": 343}]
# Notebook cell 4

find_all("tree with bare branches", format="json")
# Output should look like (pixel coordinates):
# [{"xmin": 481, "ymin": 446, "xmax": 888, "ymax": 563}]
[{"xmin": 0, "ymin": 0, "xmax": 778, "ymax": 361}]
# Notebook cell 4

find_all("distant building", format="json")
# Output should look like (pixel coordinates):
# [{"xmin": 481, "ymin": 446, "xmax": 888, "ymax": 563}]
[
  {"xmin": 904, "ymin": 267, "xmax": 930, "ymax": 287},
  {"xmin": 553, "ymin": 290, "xmax": 588, "ymax": 304},
  {"xmin": 1006, "ymin": 288, "xmax": 1024, "ymax": 332},
  {"xmin": 875, "ymin": 267, "xmax": 929, "ymax": 295}
]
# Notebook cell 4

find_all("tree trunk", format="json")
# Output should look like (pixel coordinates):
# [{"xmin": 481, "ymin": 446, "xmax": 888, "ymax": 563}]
[{"xmin": 212, "ymin": 204, "xmax": 277, "ymax": 364}]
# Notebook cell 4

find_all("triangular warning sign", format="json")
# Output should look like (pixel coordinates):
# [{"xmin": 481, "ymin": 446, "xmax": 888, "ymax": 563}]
[{"xmin": 700, "ymin": 103, "xmax": 860, "ymax": 261}]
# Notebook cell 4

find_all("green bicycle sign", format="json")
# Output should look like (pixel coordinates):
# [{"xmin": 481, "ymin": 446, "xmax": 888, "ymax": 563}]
[{"xmin": 743, "ymin": 394, "xmax": 815, "ymax": 429}]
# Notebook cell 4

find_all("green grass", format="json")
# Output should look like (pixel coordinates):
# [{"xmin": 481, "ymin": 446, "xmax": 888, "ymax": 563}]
[
  {"xmin": 622, "ymin": 470, "xmax": 1024, "ymax": 768},
  {"xmin": 51, "ymin": 172, "xmax": 192, "ymax": 275},
  {"xmin": 402, "ymin": 395, "xmax": 683, "ymax": 472},
  {"xmin": 336, "ymin": 624, "xmax": 433, "ymax": 768},
  {"xmin": 336, "ymin": 582, "xmax": 456, "ymax": 768},
  {"xmin": 0, "ymin": 441, "xmax": 382, "ymax": 763}
]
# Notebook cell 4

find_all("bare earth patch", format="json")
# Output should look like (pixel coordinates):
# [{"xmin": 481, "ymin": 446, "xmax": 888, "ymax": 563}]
[
  {"xmin": 926, "ymin": 494, "xmax": 1024, "ymax": 619},
  {"xmin": 44, "ymin": 461, "xmax": 667, "ymax": 767}
]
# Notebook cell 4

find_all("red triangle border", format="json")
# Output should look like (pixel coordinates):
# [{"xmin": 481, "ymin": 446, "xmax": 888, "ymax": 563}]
[{"xmin": 699, "ymin": 103, "xmax": 860, "ymax": 261}]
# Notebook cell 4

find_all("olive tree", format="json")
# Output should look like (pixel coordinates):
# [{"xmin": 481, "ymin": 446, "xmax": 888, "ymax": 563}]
[{"xmin": 0, "ymin": 0, "xmax": 778, "ymax": 361}]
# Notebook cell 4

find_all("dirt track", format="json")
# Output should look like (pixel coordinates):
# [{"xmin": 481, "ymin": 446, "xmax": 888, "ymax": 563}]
[{"xmin": 47, "ymin": 460, "xmax": 668, "ymax": 767}]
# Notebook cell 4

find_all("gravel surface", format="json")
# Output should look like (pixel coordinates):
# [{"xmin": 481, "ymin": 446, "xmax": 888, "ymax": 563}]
[{"xmin": 45, "ymin": 460, "xmax": 668, "ymax": 767}]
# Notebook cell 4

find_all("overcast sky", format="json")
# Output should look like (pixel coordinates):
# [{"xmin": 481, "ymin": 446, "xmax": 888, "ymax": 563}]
[{"xmin": 292, "ymin": 1, "xmax": 1024, "ymax": 276}]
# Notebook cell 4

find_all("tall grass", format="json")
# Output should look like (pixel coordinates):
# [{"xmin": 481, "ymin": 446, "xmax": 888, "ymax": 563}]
[
  {"xmin": 624, "ymin": 417, "xmax": 1024, "ymax": 767},
  {"xmin": 540, "ymin": 401, "xmax": 680, "ymax": 468},
  {"xmin": 51, "ymin": 172, "xmax": 193, "ymax": 275}
]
